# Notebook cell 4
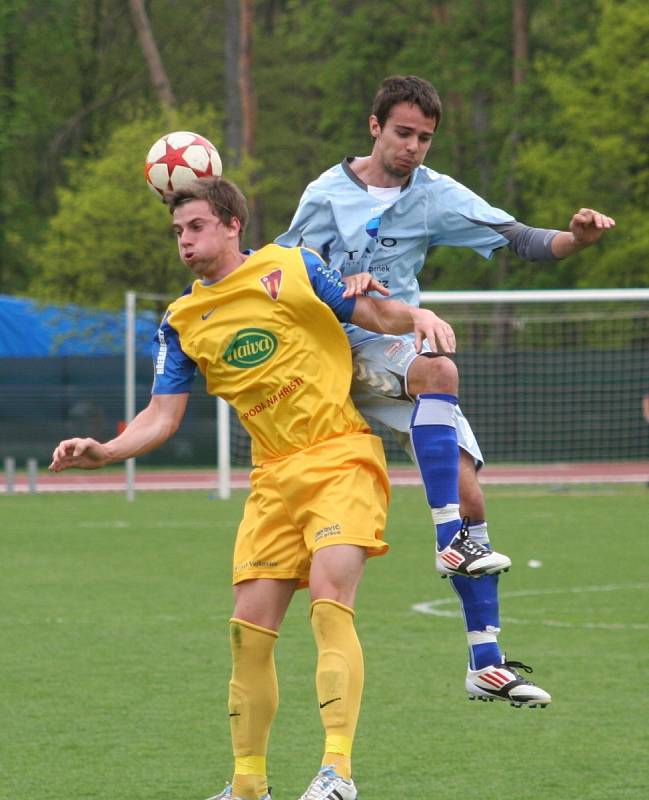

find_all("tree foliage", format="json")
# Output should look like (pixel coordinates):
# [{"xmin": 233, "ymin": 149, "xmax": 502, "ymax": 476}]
[
  {"xmin": 28, "ymin": 106, "xmax": 257, "ymax": 307},
  {"xmin": 0, "ymin": 0, "xmax": 224, "ymax": 294},
  {"xmin": 1, "ymin": 0, "xmax": 647, "ymax": 305},
  {"xmin": 517, "ymin": 0, "xmax": 649, "ymax": 287}
]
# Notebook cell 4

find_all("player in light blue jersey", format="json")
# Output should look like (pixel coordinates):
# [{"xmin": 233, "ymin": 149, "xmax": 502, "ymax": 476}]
[{"xmin": 278, "ymin": 75, "xmax": 615, "ymax": 709}]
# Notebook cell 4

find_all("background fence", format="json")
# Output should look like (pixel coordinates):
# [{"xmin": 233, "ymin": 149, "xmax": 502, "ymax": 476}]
[{"xmin": 3, "ymin": 298, "xmax": 648, "ymax": 470}]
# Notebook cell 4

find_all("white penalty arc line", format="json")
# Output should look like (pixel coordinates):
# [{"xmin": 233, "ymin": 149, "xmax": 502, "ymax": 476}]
[{"xmin": 412, "ymin": 583, "xmax": 649, "ymax": 631}]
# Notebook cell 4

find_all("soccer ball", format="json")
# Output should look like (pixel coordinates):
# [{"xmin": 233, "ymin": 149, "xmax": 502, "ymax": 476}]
[{"xmin": 144, "ymin": 131, "xmax": 222, "ymax": 197}]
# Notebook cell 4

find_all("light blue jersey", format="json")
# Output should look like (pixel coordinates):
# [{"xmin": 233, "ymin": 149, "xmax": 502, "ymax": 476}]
[
  {"xmin": 277, "ymin": 159, "xmax": 557, "ymax": 347},
  {"xmin": 276, "ymin": 158, "xmax": 559, "ymax": 455}
]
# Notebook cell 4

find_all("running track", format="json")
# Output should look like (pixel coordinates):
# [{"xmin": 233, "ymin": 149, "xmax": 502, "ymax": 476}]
[{"xmin": 3, "ymin": 462, "xmax": 648, "ymax": 494}]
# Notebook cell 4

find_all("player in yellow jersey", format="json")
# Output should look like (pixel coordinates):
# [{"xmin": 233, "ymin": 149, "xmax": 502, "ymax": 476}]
[{"xmin": 49, "ymin": 177, "xmax": 456, "ymax": 800}]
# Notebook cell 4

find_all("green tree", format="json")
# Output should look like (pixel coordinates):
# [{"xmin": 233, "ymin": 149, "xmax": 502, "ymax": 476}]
[
  {"xmin": 4, "ymin": 0, "xmax": 646, "ymax": 299},
  {"xmin": 0, "ymin": 0, "xmax": 147, "ymax": 291},
  {"xmin": 0, "ymin": 0, "xmax": 226, "ymax": 294},
  {"xmin": 252, "ymin": 0, "xmax": 532, "ymax": 287},
  {"xmin": 517, "ymin": 0, "xmax": 649, "ymax": 288},
  {"xmin": 28, "ymin": 106, "xmax": 256, "ymax": 309},
  {"xmin": 252, "ymin": 0, "xmax": 342, "ymax": 241}
]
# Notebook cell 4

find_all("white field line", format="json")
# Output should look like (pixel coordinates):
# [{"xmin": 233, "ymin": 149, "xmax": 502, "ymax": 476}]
[{"xmin": 412, "ymin": 583, "xmax": 649, "ymax": 631}]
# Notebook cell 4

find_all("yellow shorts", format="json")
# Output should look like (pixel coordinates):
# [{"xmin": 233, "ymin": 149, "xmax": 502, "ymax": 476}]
[{"xmin": 232, "ymin": 432, "xmax": 390, "ymax": 588}]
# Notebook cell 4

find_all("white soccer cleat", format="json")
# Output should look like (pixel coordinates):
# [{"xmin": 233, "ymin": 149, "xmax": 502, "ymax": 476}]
[
  {"xmin": 298, "ymin": 765, "xmax": 357, "ymax": 800},
  {"xmin": 436, "ymin": 525, "xmax": 511, "ymax": 578},
  {"xmin": 205, "ymin": 786, "xmax": 233, "ymax": 800},
  {"xmin": 206, "ymin": 785, "xmax": 271, "ymax": 800},
  {"xmin": 466, "ymin": 657, "xmax": 551, "ymax": 708}
]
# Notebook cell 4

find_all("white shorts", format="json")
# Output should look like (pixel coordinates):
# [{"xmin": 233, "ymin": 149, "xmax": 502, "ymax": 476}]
[{"xmin": 350, "ymin": 333, "xmax": 484, "ymax": 467}]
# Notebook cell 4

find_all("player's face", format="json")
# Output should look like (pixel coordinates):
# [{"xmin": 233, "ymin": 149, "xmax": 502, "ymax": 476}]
[
  {"xmin": 370, "ymin": 101, "xmax": 437, "ymax": 181},
  {"xmin": 172, "ymin": 200, "xmax": 233, "ymax": 279}
]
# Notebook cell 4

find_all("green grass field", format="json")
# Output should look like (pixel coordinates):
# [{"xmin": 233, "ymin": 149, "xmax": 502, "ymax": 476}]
[{"xmin": 2, "ymin": 486, "xmax": 648, "ymax": 800}]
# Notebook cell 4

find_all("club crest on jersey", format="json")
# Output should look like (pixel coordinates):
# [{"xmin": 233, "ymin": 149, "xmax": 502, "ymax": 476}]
[
  {"xmin": 260, "ymin": 269, "xmax": 282, "ymax": 300},
  {"xmin": 224, "ymin": 328, "xmax": 278, "ymax": 368}
]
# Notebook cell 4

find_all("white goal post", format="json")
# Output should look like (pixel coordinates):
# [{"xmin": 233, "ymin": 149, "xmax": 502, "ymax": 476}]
[{"xmin": 125, "ymin": 287, "xmax": 649, "ymax": 499}]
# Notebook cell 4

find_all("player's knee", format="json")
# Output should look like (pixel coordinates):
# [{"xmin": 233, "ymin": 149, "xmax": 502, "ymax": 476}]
[
  {"xmin": 309, "ymin": 545, "xmax": 366, "ymax": 607},
  {"xmin": 408, "ymin": 355, "xmax": 458, "ymax": 396},
  {"xmin": 310, "ymin": 572, "xmax": 360, "ymax": 607},
  {"xmin": 232, "ymin": 579, "xmax": 296, "ymax": 630}
]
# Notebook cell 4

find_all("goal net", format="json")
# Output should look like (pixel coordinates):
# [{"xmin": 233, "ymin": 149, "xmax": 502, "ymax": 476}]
[{"xmin": 415, "ymin": 289, "xmax": 649, "ymax": 464}]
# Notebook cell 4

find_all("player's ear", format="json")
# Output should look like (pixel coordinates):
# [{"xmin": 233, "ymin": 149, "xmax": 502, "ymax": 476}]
[
  {"xmin": 369, "ymin": 114, "xmax": 381, "ymax": 140},
  {"xmin": 227, "ymin": 216, "xmax": 242, "ymax": 239}
]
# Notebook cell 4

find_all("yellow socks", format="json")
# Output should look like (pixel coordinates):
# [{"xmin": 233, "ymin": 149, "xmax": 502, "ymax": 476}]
[
  {"xmin": 229, "ymin": 618, "xmax": 278, "ymax": 800},
  {"xmin": 226, "ymin": 603, "xmax": 363, "ymax": 794},
  {"xmin": 310, "ymin": 599, "xmax": 364, "ymax": 780}
]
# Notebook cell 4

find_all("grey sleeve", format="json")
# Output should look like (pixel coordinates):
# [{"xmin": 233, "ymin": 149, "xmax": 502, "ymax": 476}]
[
  {"xmin": 467, "ymin": 218, "xmax": 560, "ymax": 261},
  {"xmin": 490, "ymin": 220, "xmax": 560, "ymax": 261}
]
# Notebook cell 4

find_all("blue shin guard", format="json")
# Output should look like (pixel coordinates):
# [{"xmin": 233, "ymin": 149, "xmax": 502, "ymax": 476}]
[
  {"xmin": 450, "ymin": 522, "xmax": 502, "ymax": 669},
  {"xmin": 410, "ymin": 394, "xmax": 461, "ymax": 549}
]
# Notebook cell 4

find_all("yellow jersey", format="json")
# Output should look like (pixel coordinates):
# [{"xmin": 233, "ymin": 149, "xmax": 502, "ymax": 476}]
[{"xmin": 152, "ymin": 244, "xmax": 370, "ymax": 465}]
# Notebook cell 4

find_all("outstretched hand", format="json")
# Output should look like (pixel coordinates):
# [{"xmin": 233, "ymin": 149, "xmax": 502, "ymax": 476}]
[
  {"xmin": 49, "ymin": 437, "xmax": 109, "ymax": 472},
  {"xmin": 569, "ymin": 208, "xmax": 615, "ymax": 246},
  {"xmin": 342, "ymin": 273, "xmax": 390, "ymax": 298}
]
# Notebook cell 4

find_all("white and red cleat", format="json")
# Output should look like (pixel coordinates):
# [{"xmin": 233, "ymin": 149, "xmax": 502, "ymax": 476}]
[
  {"xmin": 466, "ymin": 657, "xmax": 551, "ymax": 708},
  {"xmin": 436, "ymin": 525, "xmax": 511, "ymax": 578}
]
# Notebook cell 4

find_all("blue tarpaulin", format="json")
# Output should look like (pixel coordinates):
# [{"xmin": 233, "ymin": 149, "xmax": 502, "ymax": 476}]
[{"xmin": 0, "ymin": 295, "xmax": 159, "ymax": 357}]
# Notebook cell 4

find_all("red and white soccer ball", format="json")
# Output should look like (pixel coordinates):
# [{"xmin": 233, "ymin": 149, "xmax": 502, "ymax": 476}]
[{"xmin": 144, "ymin": 131, "xmax": 222, "ymax": 197}]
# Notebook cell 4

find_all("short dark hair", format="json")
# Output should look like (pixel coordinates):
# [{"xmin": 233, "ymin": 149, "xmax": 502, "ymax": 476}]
[
  {"xmin": 164, "ymin": 176, "xmax": 249, "ymax": 238},
  {"xmin": 371, "ymin": 75, "xmax": 442, "ymax": 129}
]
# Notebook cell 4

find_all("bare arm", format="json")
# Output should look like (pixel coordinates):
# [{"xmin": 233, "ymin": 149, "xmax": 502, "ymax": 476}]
[
  {"xmin": 49, "ymin": 393, "xmax": 189, "ymax": 472},
  {"xmin": 351, "ymin": 296, "xmax": 456, "ymax": 354},
  {"xmin": 551, "ymin": 208, "xmax": 616, "ymax": 258}
]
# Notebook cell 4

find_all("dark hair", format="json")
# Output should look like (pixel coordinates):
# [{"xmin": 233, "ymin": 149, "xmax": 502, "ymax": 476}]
[
  {"xmin": 164, "ymin": 176, "xmax": 249, "ymax": 237},
  {"xmin": 371, "ymin": 75, "xmax": 442, "ymax": 129}
]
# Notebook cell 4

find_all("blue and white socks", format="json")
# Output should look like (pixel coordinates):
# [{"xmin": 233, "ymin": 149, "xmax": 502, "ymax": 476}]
[
  {"xmin": 409, "ymin": 393, "xmax": 462, "ymax": 549},
  {"xmin": 450, "ymin": 522, "xmax": 502, "ymax": 669},
  {"xmin": 410, "ymin": 395, "xmax": 502, "ymax": 670}
]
